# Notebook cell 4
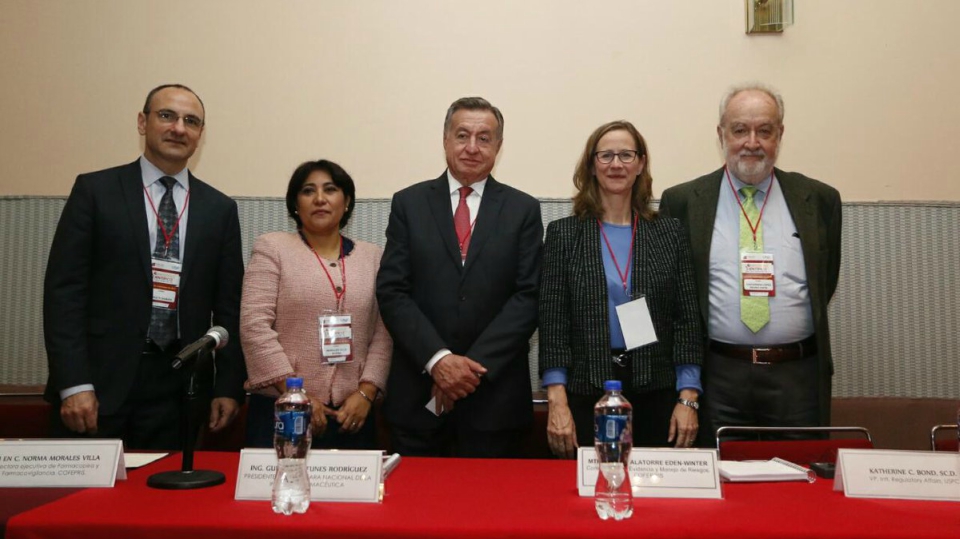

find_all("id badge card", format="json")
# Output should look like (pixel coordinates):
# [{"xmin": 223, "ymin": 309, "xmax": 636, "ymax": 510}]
[
  {"xmin": 151, "ymin": 258, "xmax": 181, "ymax": 310},
  {"xmin": 318, "ymin": 312, "xmax": 353, "ymax": 364},
  {"xmin": 614, "ymin": 296, "xmax": 658, "ymax": 350},
  {"xmin": 741, "ymin": 252, "xmax": 775, "ymax": 297}
]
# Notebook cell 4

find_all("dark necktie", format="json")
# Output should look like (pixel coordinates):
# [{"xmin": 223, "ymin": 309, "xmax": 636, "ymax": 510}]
[
  {"xmin": 147, "ymin": 177, "xmax": 180, "ymax": 349},
  {"xmin": 454, "ymin": 186, "xmax": 473, "ymax": 262}
]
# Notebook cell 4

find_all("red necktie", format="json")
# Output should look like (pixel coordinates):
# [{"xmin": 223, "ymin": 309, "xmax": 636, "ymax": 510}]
[{"xmin": 454, "ymin": 186, "xmax": 473, "ymax": 261}]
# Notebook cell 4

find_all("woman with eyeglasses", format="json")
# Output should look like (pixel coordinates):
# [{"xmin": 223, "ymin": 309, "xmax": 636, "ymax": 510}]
[
  {"xmin": 240, "ymin": 159, "xmax": 392, "ymax": 449},
  {"xmin": 538, "ymin": 121, "xmax": 705, "ymax": 458}
]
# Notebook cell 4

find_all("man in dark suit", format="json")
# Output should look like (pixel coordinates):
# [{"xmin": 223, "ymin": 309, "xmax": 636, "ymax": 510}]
[
  {"xmin": 43, "ymin": 84, "xmax": 245, "ymax": 450},
  {"xmin": 376, "ymin": 97, "xmax": 542, "ymax": 457},
  {"xmin": 659, "ymin": 85, "xmax": 842, "ymax": 438}
]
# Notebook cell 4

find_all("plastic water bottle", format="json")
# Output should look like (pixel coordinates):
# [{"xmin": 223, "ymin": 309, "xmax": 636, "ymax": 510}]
[
  {"xmin": 272, "ymin": 377, "xmax": 313, "ymax": 515},
  {"xmin": 594, "ymin": 380, "xmax": 633, "ymax": 521}
]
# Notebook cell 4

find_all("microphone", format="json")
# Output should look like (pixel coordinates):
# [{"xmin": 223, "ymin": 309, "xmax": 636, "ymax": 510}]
[{"xmin": 172, "ymin": 326, "xmax": 229, "ymax": 370}]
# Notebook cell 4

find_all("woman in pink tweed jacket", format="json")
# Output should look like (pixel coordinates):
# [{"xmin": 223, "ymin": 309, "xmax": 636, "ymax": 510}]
[{"xmin": 240, "ymin": 160, "xmax": 392, "ymax": 449}]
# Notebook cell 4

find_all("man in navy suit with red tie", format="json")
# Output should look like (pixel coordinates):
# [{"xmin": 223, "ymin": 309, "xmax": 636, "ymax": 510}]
[
  {"xmin": 377, "ymin": 97, "xmax": 543, "ymax": 457},
  {"xmin": 43, "ymin": 84, "xmax": 245, "ymax": 450}
]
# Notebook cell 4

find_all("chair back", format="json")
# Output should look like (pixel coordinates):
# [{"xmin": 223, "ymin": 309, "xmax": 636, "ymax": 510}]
[
  {"xmin": 929, "ymin": 424, "xmax": 959, "ymax": 452},
  {"xmin": 717, "ymin": 426, "xmax": 873, "ymax": 464}
]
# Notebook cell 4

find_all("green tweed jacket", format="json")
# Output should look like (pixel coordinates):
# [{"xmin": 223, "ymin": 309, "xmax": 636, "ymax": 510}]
[{"xmin": 658, "ymin": 167, "xmax": 842, "ymax": 424}]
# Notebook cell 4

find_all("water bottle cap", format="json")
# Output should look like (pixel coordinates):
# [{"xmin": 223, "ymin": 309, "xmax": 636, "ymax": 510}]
[
  {"xmin": 603, "ymin": 380, "xmax": 622, "ymax": 391},
  {"xmin": 285, "ymin": 377, "xmax": 304, "ymax": 389}
]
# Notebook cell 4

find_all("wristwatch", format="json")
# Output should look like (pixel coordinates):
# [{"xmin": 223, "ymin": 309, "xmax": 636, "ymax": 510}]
[{"xmin": 677, "ymin": 398, "xmax": 699, "ymax": 410}]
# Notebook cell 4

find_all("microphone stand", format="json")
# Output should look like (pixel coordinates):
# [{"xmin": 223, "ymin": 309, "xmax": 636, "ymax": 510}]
[{"xmin": 147, "ymin": 346, "xmax": 226, "ymax": 490}]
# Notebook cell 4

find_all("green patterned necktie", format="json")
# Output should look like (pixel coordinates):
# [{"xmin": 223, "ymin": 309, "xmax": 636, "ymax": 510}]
[{"xmin": 739, "ymin": 186, "xmax": 770, "ymax": 333}]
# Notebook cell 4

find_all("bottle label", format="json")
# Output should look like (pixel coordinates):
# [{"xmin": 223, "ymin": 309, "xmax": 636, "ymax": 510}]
[
  {"xmin": 275, "ymin": 410, "xmax": 309, "ymax": 443},
  {"xmin": 595, "ymin": 414, "xmax": 629, "ymax": 443}
]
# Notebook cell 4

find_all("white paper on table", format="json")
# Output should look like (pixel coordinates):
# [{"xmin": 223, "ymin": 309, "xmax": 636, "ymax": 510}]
[
  {"xmin": 124, "ymin": 453, "xmax": 169, "ymax": 469},
  {"xmin": 718, "ymin": 458, "xmax": 814, "ymax": 482}
]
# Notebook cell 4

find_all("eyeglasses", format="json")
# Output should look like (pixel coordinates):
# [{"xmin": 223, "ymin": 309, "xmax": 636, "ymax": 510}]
[
  {"xmin": 723, "ymin": 124, "xmax": 779, "ymax": 141},
  {"xmin": 150, "ymin": 110, "xmax": 204, "ymax": 131},
  {"xmin": 594, "ymin": 150, "xmax": 641, "ymax": 164}
]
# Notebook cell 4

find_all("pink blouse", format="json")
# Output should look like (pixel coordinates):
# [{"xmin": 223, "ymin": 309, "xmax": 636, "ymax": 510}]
[{"xmin": 241, "ymin": 232, "xmax": 392, "ymax": 404}]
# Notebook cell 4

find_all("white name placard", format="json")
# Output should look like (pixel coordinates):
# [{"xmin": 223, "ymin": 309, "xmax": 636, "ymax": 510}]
[
  {"xmin": 577, "ymin": 447, "xmax": 721, "ymax": 499},
  {"xmin": 835, "ymin": 449, "xmax": 960, "ymax": 501},
  {"xmin": 0, "ymin": 439, "xmax": 125, "ymax": 488},
  {"xmin": 235, "ymin": 449, "xmax": 383, "ymax": 503}
]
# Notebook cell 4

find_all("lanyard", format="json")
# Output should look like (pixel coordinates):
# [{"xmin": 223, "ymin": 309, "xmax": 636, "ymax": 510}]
[
  {"xmin": 725, "ymin": 166, "xmax": 774, "ymax": 248},
  {"xmin": 143, "ymin": 183, "xmax": 190, "ymax": 256},
  {"xmin": 301, "ymin": 232, "xmax": 347, "ymax": 310},
  {"xmin": 598, "ymin": 214, "xmax": 638, "ymax": 294}
]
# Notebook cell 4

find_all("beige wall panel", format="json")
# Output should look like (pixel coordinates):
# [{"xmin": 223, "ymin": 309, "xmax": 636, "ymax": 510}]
[{"xmin": 1, "ymin": 0, "xmax": 958, "ymax": 200}]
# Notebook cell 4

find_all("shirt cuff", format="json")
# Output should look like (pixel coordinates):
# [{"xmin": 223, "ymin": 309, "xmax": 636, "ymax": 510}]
[
  {"xmin": 60, "ymin": 384, "xmax": 95, "ymax": 401},
  {"xmin": 541, "ymin": 367, "xmax": 567, "ymax": 387},
  {"xmin": 425, "ymin": 349, "xmax": 452, "ymax": 375},
  {"xmin": 675, "ymin": 364, "xmax": 702, "ymax": 394}
]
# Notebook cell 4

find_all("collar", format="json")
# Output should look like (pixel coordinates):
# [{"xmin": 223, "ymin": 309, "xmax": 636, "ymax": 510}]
[
  {"xmin": 140, "ymin": 155, "xmax": 190, "ymax": 190},
  {"xmin": 446, "ymin": 170, "xmax": 487, "ymax": 197},
  {"xmin": 297, "ymin": 231, "xmax": 356, "ymax": 257},
  {"xmin": 727, "ymin": 168, "xmax": 774, "ymax": 195},
  {"xmin": 340, "ymin": 235, "xmax": 356, "ymax": 256}
]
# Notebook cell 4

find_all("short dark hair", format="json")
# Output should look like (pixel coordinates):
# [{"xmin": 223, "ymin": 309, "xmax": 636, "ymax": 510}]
[
  {"xmin": 285, "ymin": 160, "xmax": 357, "ymax": 229},
  {"xmin": 142, "ymin": 84, "xmax": 205, "ymax": 119},
  {"xmin": 572, "ymin": 120, "xmax": 656, "ymax": 222},
  {"xmin": 443, "ymin": 97, "xmax": 504, "ymax": 140}
]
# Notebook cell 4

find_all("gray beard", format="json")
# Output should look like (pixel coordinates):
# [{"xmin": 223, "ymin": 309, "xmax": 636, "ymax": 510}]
[{"xmin": 730, "ymin": 155, "xmax": 774, "ymax": 184}]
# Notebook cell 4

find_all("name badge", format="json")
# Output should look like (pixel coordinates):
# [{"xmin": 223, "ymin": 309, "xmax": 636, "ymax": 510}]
[
  {"xmin": 318, "ymin": 313, "xmax": 353, "ymax": 364},
  {"xmin": 152, "ymin": 258, "xmax": 182, "ymax": 309},
  {"xmin": 741, "ymin": 252, "xmax": 775, "ymax": 297},
  {"xmin": 614, "ymin": 296, "xmax": 658, "ymax": 351},
  {"xmin": 0, "ymin": 439, "xmax": 126, "ymax": 488},
  {"xmin": 576, "ymin": 447, "xmax": 722, "ymax": 499},
  {"xmin": 834, "ymin": 449, "xmax": 960, "ymax": 501},
  {"xmin": 235, "ymin": 449, "xmax": 383, "ymax": 503}
]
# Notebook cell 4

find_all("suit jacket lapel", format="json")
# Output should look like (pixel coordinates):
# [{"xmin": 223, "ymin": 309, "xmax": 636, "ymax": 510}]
[
  {"xmin": 120, "ymin": 161, "xmax": 152, "ymax": 283},
  {"xmin": 582, "ymin": 217, "xmax": 606, "ymax": 302},
  {"xmin": 462, "ymin": 176, "xmax": 504, "ymax": 275},
  {"xmin": 776, "ymin": 169, "xmax": 822, "ymax": 301},
  {"xmin": 180, "ymin": 172, "xmax": 204, "ymax": 289},
  {"xmin": 777, "ymin": 169, "xmax": 819, "ymax": 252},
  {"xmin": 426, "ymin": 174, "xmax": 463, "ymax": 268},
  {"xmin": 689, "ymin": 169, "xmax": 723, "ymax": 316}
]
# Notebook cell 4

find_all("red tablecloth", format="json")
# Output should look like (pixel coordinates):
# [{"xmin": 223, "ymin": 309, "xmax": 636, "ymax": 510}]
[
  {"xmin": 0, "ymin": 488, "xmax": 79, "ymax": 538},
  {"xmin": 6, "ymin": 452, "xmax": 960, "ymax": 539}
]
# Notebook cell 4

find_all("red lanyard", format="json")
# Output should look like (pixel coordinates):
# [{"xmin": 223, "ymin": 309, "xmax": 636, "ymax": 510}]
[
  {"xmin": 143, "ymin": 182, "xmax": 190, "ymax": 255},
  {"xmin": 304, "ymin": 234, "xmax": 347, "ymax": 310},
  {"xmin": 598, "ymin": 214, "xmax": 638, "ymax": 294},
  {"xmin": 725, "ymin": 166, "xmax": 774, "ymax": 247}
]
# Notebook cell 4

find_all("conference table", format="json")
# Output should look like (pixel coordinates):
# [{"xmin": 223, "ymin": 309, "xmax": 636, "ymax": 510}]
[{"xmin": 4, "ymin": 452, "xmax": 959, "ymax": 539}]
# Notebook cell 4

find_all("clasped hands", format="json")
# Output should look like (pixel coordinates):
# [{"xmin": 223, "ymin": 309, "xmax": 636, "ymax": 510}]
[
  {"xmin": 546, "ymin": 385, "xmax": 700, "ymax": 459},
  {"xmin": 430, "ymin": 354, "xmax": 487, "ymax": 413},
  {"xmin": 304, "ymin": 389, "xmax": 374, "ymax": 437},
  {"xmin": 268, "ymin": 377, "xmax": 376, "ymax": 438}
]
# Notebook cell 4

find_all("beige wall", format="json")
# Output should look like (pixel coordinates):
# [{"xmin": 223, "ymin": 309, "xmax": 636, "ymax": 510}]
[{"xmin": 1, "ymin": 0, "xmax": 958, "ymax": 201}]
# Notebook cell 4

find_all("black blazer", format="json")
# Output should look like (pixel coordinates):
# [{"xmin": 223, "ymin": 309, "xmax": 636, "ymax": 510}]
[
  {"xmin": 43, "ymin": 160, "xmax": 246, "ymax": 414},
  {"xmin": 658, "ymin": 167, "xmax": 842, "ymax": 423},
  {"xmin": 538, "ymin": 215, "xmax": 704, "ymax": 395},
  {"xmin": 376, "ymin": 174, "xmax": 542, "ymax": 430}
]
